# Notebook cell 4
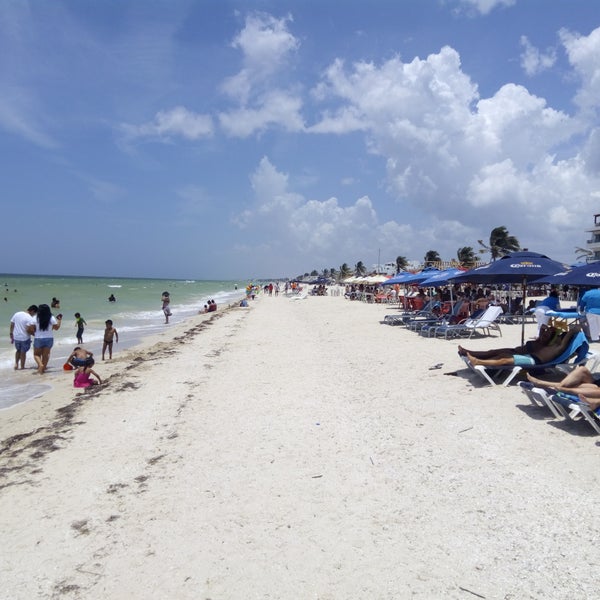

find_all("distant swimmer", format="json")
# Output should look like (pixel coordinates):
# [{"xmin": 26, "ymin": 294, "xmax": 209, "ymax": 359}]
[
  {"xmin": 108, "ymin": 293, "xmax": 116, "ymax": 302},
  {"xmin": 51, "ymin": 297, "xmax": 60, "ymax": 309}
]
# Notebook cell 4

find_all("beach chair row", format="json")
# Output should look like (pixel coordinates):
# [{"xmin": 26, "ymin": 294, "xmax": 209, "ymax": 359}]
[{"xmin": 383, "ymin": 304, "xmax": 504, "ymax": 340}]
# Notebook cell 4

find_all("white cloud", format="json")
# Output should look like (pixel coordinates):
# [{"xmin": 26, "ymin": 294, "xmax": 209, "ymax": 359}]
[
  {"xmin": 560, "ymin": 26, "xmax": 600, "ymax": 113},
  {"xmin": 221, "ymin": 13, "xmax": 299, "ymax": 104},
  {"xmin": 0, "ymin": 86, "xmax": 57, "ymax": 148},
  {"xmin": 219, "ymin": 90, "xmax": 304, "ymax": 137},
  {"xmin": 456, "ymin": 0, "xmax": 516, "ymax": 16},
  {"xmin": 520, "ymin": 35, "xmax": 557, "ymax": 76},
  {"xmin": 233, "ymin": 157, "xmax": 487, "ymax": 269},
  {"xmin": 218, "ymin": 13, "xmax": 304, "ymax": 138},
  {"xmin": 122, "ymin": 106, "xmax": 214, "ymax": 142},
  {"xmin": 306, "ymin": 38, "xmax": 600, "ymax": 260}
]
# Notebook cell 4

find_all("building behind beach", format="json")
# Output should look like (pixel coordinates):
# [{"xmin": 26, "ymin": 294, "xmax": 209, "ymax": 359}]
[{"xmin": 585, "ymin": 213, "xmax": 600, "ymax": 262}]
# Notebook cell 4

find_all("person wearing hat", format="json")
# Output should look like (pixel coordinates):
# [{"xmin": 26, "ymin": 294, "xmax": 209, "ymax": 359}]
[{"xmin": 9, "ymin": 305, "xmax": 38, "ymax": 370}]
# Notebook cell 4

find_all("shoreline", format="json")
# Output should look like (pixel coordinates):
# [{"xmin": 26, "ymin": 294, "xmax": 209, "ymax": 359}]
[
  {"xmin": 1, "ymin": 294, "xmax": 598, "ymax": 598},
  {"xmin": 0, "ymin": 295, "xmax": 245, "ymax": 411}
]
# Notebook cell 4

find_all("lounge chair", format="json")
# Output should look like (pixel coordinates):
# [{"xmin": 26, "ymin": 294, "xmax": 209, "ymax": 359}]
[
  {"xmin": 463, "ymin": 331, "xmax": 592, "ymax": 387},
  {"xmin": 412, "ymin": 300, "xmax": 466, "ymax": 334},
  {"xmin": 382, "ymin": 300, "xmax": 434, "ymax": 325},
  {"xmin": 517, "ymin": 381, "xmax": 573, "ymax": 419},
  {"xmin": 428, "ymin": 306, "xmax": 503, "ymax": 340},
  {"xmin": 552, "ymin": 392, "xmax": 600, "ymax": 434}
]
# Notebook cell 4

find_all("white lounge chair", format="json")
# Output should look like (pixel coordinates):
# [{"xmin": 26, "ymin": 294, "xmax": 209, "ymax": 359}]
[{"xmin": 429, "ymin": 306, "xmax": 503, "ymax": 339}]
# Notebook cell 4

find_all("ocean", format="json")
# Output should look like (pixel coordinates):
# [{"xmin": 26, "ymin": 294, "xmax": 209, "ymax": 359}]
[{"xmin": 1, "ymin": 274, "xmax": 247, "ymax": 410}]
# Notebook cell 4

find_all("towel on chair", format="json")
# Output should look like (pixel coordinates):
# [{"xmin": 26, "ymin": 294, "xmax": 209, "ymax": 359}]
[{"xmin": 586, "ymin": 312, "xmax": 600, "ymax": 341}]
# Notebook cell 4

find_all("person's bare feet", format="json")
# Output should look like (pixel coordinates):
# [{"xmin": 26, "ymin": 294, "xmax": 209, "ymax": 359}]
[
  {"xmin": 526, "ymin": 372, "xmax": 547, "ymax": 387},
  {"xmin": 466, "ymin": 352, "xmax": 482, "ymax": 366},
  {"xmin": 457, "ymin": 345, "xmax": 467, "ymax": 356}
]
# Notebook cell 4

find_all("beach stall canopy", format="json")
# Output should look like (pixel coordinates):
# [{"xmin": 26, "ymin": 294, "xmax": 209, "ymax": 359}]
[
  {"xmin": 534, "ymin": 261, "xmax": 600, "ymax": 287},
  {"xmin": 451, "ymin": 251, "xmax": 568, "ymax": 344}
]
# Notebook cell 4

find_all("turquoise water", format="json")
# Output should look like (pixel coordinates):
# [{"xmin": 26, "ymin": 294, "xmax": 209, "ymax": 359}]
[{"xmin": 1, "ymin": 274, "xmax": 247, "ymax": 409}]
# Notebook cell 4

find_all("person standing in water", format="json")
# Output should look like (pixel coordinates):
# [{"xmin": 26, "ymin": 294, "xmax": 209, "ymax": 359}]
[
  {"xmin": 102, "ymin": 320, "xmax": 119, "ymax": 360},
  {"xmin": 29, "ymin": 304, "xmax": 62, "ymax": 374},
  {"xmin": 74, "ymin": 312, "xmax": 87, "ymax": 344},
  {"xmin": 161, "ymin": 291, "xmax": 172, "ymax": 324},
  {"xmin": 9, "ymin": 305, "xmax": 38, "ymax": 370}
]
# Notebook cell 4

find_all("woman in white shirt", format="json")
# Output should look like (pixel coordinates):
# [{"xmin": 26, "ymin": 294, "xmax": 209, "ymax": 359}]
[{"xmin": 29, "ymin": 303, "xmax": 62, "ymax": 374}]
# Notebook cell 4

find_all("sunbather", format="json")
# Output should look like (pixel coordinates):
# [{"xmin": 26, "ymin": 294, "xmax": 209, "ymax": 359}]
[
  {"xmin": 526, "ymin": 366, "xmax": 600, "ymax": 410},
  {"xmin": 458, "ymin": 325, "xmax": 580, "ymax": 367}
]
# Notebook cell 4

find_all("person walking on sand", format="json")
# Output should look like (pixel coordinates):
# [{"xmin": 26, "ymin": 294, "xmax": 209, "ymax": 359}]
[
  {"xmin": 28, "ymin": 304, "xmax": 62, "ymax": 374},
  {"xmin": 74, "ymin": 312, "xmax": 87, "ymax": 344},
  {"xmin": 161, "ymin": 291, "xmax": 172, "ymax": 324},
  {"xmin": 102, "ymin": 320, "xmax": 119, "ymax": 360},
  {"xmin": 9, "ymin": 305, "xmax": 38, "ymax": 370}
]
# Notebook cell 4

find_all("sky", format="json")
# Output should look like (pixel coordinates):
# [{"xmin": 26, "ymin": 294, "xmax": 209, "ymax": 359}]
[{"xmin": 1, "ymin": 0, "xmax": 600, "ymax": 280}]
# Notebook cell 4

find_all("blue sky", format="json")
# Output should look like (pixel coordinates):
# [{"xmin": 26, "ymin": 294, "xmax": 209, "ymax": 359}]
[{"xmin": 1, "ymin": 0, "xmax": 600, "ymax": 279}]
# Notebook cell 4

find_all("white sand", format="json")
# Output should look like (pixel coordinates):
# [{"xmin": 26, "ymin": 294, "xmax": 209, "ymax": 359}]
[{"xmin": 1, "ymin": 295, "xmax": 599, "ymax": 599}]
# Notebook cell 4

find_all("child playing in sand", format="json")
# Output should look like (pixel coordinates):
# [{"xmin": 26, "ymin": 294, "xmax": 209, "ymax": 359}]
[
  {"xmin": 74, "ymin": 312, "xmax": 87, "ymax": 344},
  {"xmin": 73, "ymin": 365, "xmax": 102, "ymax": 388},
  {"xmin": 102, "ymin": 319, "xmax": 119, "ymax": 360},
  {"xmin": 67, "ymin": 346, "xmax": 95, "ymax": 368}
]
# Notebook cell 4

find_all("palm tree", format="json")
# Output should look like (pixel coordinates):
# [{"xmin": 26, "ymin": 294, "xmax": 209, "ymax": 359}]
[
  {"xmin": 339, "ymin": 263, "xmax": 352, "ymax": 281},
  {"xmin": 575, "ymin": 246, "xmax": 594, "ymax": 263},
  {"xmin": 322, "ymin": 268, "xmax": 330, "ymax": 278},
  {"xmin": 354, "ymin": 261, "xmax": 366, "ymax": 276},
  {"xmin": 478, "ymin": 226, "xmax": 520, "ymax": 261},
  {"xmin": 310, "ymin": 269, "xmax": 319, "ymax": 276},
  {"xmin": 457, "ymin": 246, "xmax": 476, "ymax": 268},
  {"xmin": 330, "ymin": 267, "xmax": 338, "ymax": 280},
  {"xmin": 424, "ymin": 250, "xmax": 441, "ymax": 267},
  {"xmin": 395, "ymin": 255, "xmax": 408, "ymax": 273}
]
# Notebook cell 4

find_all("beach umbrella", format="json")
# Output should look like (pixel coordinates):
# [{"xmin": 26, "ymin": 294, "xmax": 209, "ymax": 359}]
[
  {"xmin": 533, "ymin": 261, "xmax": 600, "ymax": 287},
  {"xmin": 419, "ymin": 267, "xmax": 467, "ymax": 307},
  {"xmin": 451, "ymin": 251, "xmax": 568, "ymax": 344},
  {"xmin": 362, "ymin": 274, "xmax": 390, "ymax": 284},
  {"xmin": 418, "ymin": 268, "xmax": 467, "ymax": 287},
  {"xmin": 397, "ymin": 267, "xmax": 441, "ymax": 285},
  {"xmin": 382, "ymin": 271, "xmax": 413, "ymax": 285}
]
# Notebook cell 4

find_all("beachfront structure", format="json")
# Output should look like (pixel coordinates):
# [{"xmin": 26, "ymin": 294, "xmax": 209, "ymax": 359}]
[{"xmin": 585, "ymin": 214, "xmax": 600, "ymax": 262}]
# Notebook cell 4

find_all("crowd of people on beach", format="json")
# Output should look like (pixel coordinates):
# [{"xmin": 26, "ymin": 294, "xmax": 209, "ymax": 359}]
[
  {"xmin": 8, "ymin": 294, "xmax": 122, "ymax": 389},
  {"xmin": 7, "ymin": 286, "xmax": 228, "ymax": 388}
]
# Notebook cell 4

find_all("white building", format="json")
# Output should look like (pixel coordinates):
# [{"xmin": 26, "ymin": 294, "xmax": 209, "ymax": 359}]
[{"xmin": 585, "ymin": 214, "xmax": 600, "ymax": 262}]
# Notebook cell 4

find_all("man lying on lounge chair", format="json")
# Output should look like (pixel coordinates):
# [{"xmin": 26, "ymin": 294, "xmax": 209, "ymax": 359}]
[
  {"xmin": 526, "ymin": 366, "xmax": 600, "ymax": 410},
  {"xmin": 458, "ymin": 325, "xmax": 580, "ymax": 367}
]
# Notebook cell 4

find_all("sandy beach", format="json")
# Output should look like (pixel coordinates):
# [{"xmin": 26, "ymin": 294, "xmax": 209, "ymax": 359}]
[{"xmin": 1, "ymin": 294, "xmax": 599, "ymax": 599}]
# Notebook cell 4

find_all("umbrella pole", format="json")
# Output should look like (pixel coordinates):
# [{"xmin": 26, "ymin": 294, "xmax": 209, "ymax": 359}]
[{"xmin": 521, "ymin": 278, "xmax": 527, "ymax": 346}]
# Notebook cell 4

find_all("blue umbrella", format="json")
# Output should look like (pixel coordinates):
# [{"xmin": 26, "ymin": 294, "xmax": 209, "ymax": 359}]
[
  {"xmin": 451, "ymin": 251, "xmax": 567, "ymax": 285},
  {"xmin": 397, "ymin": 267, "xmax": 441, "ymax": 285},
  {"xmin": 534, "ymin": 261, "xmax": 600, "ymax": 287},
  {"xmin": 451, "ymin": 251, "xmax": 568, "ymax": 344},
  {"xmin": 418, "ymin": 268, "xmax": 467, "ymax": 287},
  {"xmin": 382, "ymin": 271, "xmax": 413, "ymax": 286}
]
